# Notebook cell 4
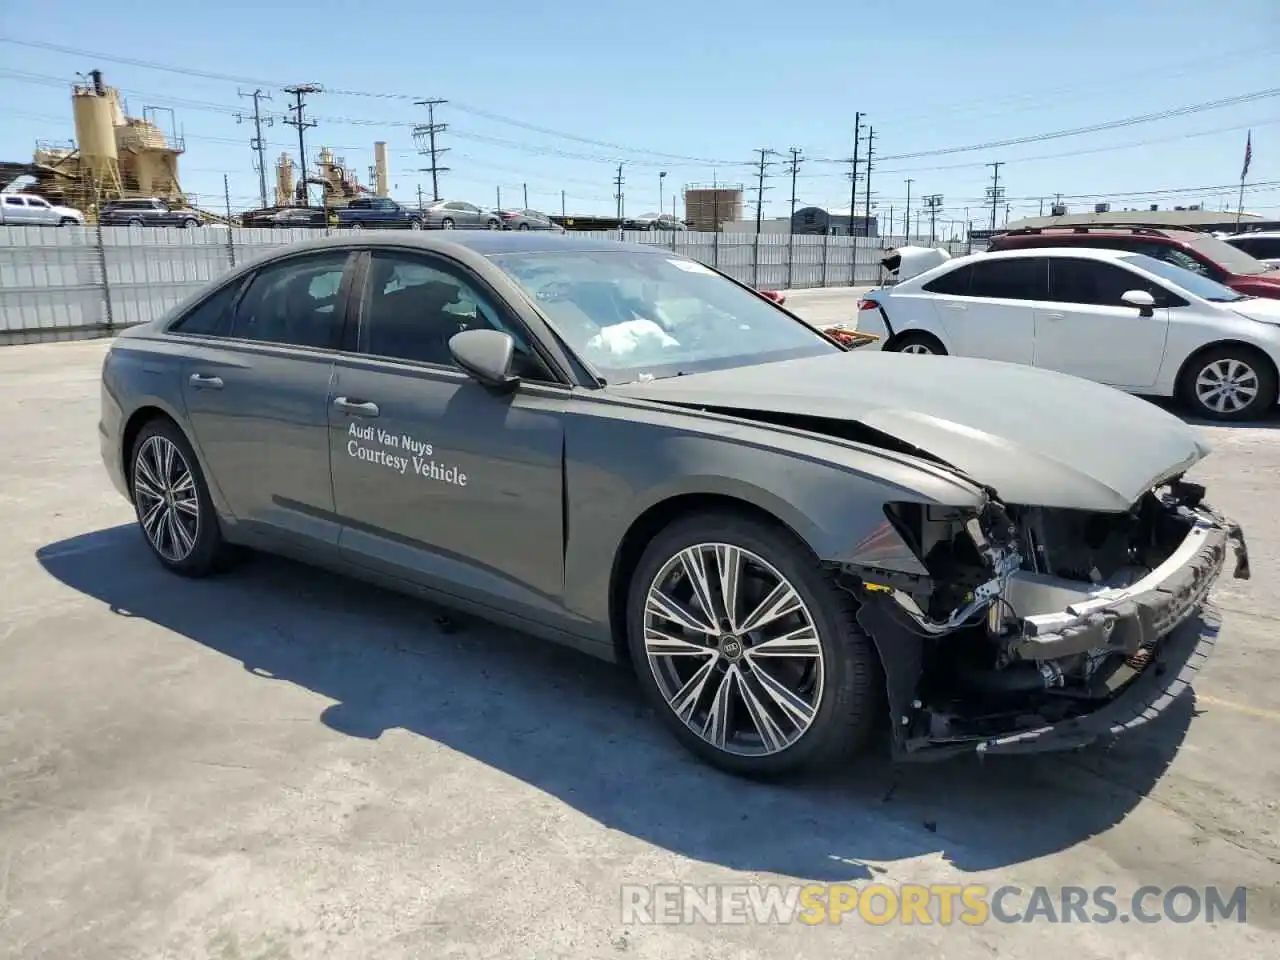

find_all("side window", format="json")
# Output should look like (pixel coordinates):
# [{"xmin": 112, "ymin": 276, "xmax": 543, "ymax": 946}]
[
  {"xmin": 1153, "ymin": 247, "xmax": 1211, "ymax": 277},
  {"xmin": 28, "ymin": 198, "xmax": 50, "ymax": 209},
  {"xmin": 170, "ymin": 279, "xmax": 243, "ymax": 335},
  {"xmin": 967, "ymin": 258, "xmax": 1048, "ymax": 300},
  {"xmin": 360, "ymin": 252, "xmax": 552, "ymax": 380},
  {"xmin": 2, "ymin": 197, "xmax": 23, "ymax": 207},
  {"xmin": 1049, "ymin": 259, "xmax": 1160, "ymax": 307},
  {"xmin": 922, "ymin": 264, "xmax": 972, "ymax": 295},
  {"xmin": 229, "ymin": 252, "xmax": 350, "ymax": 348}
]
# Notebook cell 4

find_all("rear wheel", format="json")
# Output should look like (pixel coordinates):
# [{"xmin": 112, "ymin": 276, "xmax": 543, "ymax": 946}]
[
  {"xmin": 888, "ymin": 331, "xmax": 946, "ymax": 355},
  {"xmin": 129, "ymin": 418, "xmax": 229, "ymax": 577},
  {"xmin": 59, "ymin": 218, "xmax": 79, "ymax": 226},
  {"xmin": 127, "ymin": 217, "xmax": 144, "ymax": 228},
  {"xmin": 349, "ymin": 222, "xmax": 365, "ymax": 231},
  {"xmin": 1178, "ymin": 344, "xmax": 1278, "ymax": 421},
  {"xmin": 627, "ymin": 512, "xmax": 881, "ymax": 779},
  {"xmin": 518, "ymin": 223, "xmax": 531, "ymax": 231},
  {"xmin": 181, "ymin": 218, "xmax": 198, "ymax": 229}
]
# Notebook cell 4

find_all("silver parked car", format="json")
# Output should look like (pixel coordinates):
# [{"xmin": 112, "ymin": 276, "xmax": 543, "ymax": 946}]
[
  {"xmin": 98, "ymin": 232, "xmax": 1248, "ymax": 778},
  {"xmin": 419, "ymin": 200, "xmax": 501, "ymax": 230}
]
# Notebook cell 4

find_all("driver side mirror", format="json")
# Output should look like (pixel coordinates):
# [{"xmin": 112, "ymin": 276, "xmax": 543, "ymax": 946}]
[
  {"xmin": 449, "ymin": 329, "xmax": 520, "ymax": 392},
  {"xmin": 1121, "ymin": 289, "xmax": 1156, "ymax": 317}
]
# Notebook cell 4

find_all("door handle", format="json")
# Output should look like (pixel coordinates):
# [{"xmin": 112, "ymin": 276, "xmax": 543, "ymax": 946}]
[
  {"xmin": 946, "ymin": 303, "xmax": 967, "ymax": 311},
  {"xmin": 334, "ymin": 396, "xmax": 380, "ymax": 417},
  {"xmin": 188, "ymin": 373, "xmax": 224, "ymax": 389},
  {"xmin": 1044, "ymin": 312, "xmax": 1066, "ymax": 320}
]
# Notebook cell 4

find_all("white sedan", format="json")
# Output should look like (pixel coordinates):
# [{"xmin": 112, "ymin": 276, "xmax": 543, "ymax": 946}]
[{"xmin": 854, "ymin": 246, "xmax": 1280, "ymax": 421}]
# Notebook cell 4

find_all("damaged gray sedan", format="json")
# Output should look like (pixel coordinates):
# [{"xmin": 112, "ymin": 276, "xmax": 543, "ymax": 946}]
[{"xmin": 98, "ymin": 233, "xmax": 1250, "ymax": 778}]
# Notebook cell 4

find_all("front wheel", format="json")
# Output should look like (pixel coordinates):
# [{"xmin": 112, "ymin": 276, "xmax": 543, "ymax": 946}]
[
  {"xmin": 1179, "ymin": 345, "xmax": 1278, "ymax": 421},
  {"xmin": 518, "ymin": 223, "xmax": 531, "ymax": 231},
  {"xmin": 440, "ymin": 218, "xmax": 455, "ymax": 230},
  {"xmin": 348, "ymin": 222, "xmax": 365, "ymax": 231},
  {"xmin": 486, "ymin": 219, "xmax": 500, "ymax": 230},
  {"xmin": 129, "ymin": 418, "xmax": 229, "ymax": 577},
  {"xmin": 181, "ymin": 218, "xmax": 198, "ymax": 229},
  {"xmin": 408, "ymin": 219, "xmax": 423, "ymax": 230},
  {"xmin": 627, "ymin": 512, "xmax": 882, "ymax": 779}
]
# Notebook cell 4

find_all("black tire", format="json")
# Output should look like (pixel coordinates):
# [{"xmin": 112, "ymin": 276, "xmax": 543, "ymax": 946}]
[
  {"xmin": 127, "ymin": 217, "xmax": 144, "ymax": 228},
  {"xmin": 181, "ymin": 218, "xmax": 199, "ymax": 229},
  {"xmin": 626, "ymin": 511, "xmax": 882, "ymax": 779},
  {"xmin": 408, "ymin": 219, "xmax": 423, "ymax": 230},
  {"xmin": 887, "ymin": 331, "xmax": 946, "ymax": 355},
  {"xmin": 440, "ymin": 217, "xmax": 455, "ymax": 230},
  {"xmin": 518, "ymin": 223, "xmax": 531, "ymax": 231},
  {"xmin": 1177, "ymin": 344, "xmax": 1278, "ymax": 422},
  {"xmin": 129, "ymin": 418, "xmax": 229, "ymax": 577},
  {"xmin": 486, "ymin": 219, "xmax": 500, "ymax": 230},
  {"xmin": 59, "ymin": 218, "xmax": 79, "ymax": 226},
  {"xmin": 349, "ymin": 222, "xmax": 365, "ymax": 231}
]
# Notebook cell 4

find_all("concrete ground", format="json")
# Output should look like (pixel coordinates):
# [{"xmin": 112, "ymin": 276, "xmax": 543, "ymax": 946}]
[{"xmin": 1, "ymin": 327, "xmax": 1278, "ymax": 960}]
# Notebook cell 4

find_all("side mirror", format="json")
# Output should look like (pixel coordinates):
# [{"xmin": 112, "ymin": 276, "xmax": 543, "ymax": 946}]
[
  {"xmin": 449, "ymin": 329, "xmax": 520, "ymax": 391},
  {"xmin": 1121, "ymin": 289, "xmax": 1156, "ymax": 316}
]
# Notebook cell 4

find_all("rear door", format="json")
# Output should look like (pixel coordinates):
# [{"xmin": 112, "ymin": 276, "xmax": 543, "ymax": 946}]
[
  {"xmin": 927, "ymin": 257, "xmax": 1046, "ymax": 364},
  {"xmin": 1034, "ymin": 257, "xmax": 1172, "ymax": 388},
  {"xmin": 327, "ymin": 247, "xmax": 568, "ymax": 620},
  {"xmin": 178, "ymin": 248, "xmax": 358, "ymax": 547}
]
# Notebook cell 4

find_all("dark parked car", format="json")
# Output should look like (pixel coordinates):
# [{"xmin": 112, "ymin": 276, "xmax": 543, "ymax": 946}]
[
  {"xmin": 623, "ymin": 212, "xmax": 687, "ymax": 232},
  {"xmin": 420, "ymin": 200, "xmax": 501, "ymax": 230},
  {"xmin": 988, "ymin": 224, "xmax": 1280, "ymax": 299},
  {"xmin": 498, "ymin": 209, "xmax": 565, "ymax": 232},
  {"xmin": 98, "ymin": 232, "xmax": 1248, "ymax": 778},
  {"xmin": 336, "ymin": 197, "xmax": 424, "ymax": 230},
  {"xmin": 99, "ymin": 198, "xmax": 201, "ymax": 229}
]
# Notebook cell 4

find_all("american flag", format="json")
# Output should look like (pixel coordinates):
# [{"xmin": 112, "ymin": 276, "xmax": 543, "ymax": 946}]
[{"xmin": 1241, "ymin": 130, "xmax": 1252, "ymax": 181}]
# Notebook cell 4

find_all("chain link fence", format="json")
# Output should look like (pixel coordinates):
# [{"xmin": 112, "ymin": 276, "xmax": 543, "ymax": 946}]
[{"xmin": 0, "ymin": 226, "xmax": 975, "ymax": 345}]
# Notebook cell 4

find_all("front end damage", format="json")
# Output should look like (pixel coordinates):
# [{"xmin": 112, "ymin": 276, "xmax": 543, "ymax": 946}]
[{"xmin": 834, "ymin": 479, "xmax": 1250, "ymax": 760}]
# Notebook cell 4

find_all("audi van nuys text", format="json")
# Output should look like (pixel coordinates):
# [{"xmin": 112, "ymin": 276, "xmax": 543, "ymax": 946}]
[{"xmin": 346, "ymin": 423, "xmax": 467, "ymax": 486}]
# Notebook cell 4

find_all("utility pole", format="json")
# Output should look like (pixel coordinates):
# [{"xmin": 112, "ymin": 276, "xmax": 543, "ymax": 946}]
[
  {"xmin": 282, "ymin": 84, "xmax": 321, "ymax": 207},
  {"xmin": 523, "ymin": 183, "xmax": 528, "ymax": 208},
  {"xmin": 753, "ymin": 147, "xmax": 774, "ymax": 231},
  {"xmin": 786, "ymin": 147, "xmax": 803, "ymax": 287},
  {"xmin": 235, "ymin": 88, "xmax": 273, "ymax": 210},
  {"xmin": 614, "ymin": 163, "xmax": 625, "ymax": 219},
  {"xmin": 786, "ymin": 147, "xmax": 803, "ymax": 226},
  {"xmin": 986, "ymin": 161, "xmax": 1005, "ymax": 231},
  {"xmin": 413, "ymin": 99, "xmax": 450, "ymax": 202},
  {"xmin": 903, "ymin": 178, "xmax": 914, "ymax": 241},
  {"xmin": 863, "ymin": 125, "xmax": 876, "ymax": 237},
  {"xmin": 561, "ymin": 189, "xmax": 566, "ymax": 217},
  {"xmin": 659, "ymin": 171, "xmax": 667, "ymax": 217},
  {"xmin": 848, "ymin": 112, "xmax": 862, "ymax": 236},
  {"xmin": 417, "ymin": 184, "xmax": 424, "ymax": 211},
  {"xmin": 496, "ymin": 186, "xmax": 502, "ymax": 210},
  {"xmin": 923, "ymin": 194, "xmax": 943, "ymax": 243}
]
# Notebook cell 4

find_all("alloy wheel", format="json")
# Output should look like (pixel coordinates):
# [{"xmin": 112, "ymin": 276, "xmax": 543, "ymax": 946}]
[
  {"xmin": 643, "ymin": 543, "xmax": 825, "ymax": 757},
  {"xmin": 900, "ymin": 342, "xmax": 933, "ymax": 355},
  {"xmin": 1195, "ymin": 358, "xmax": 1259, "ymax": 415},
  {"xmin": 133, "ymin": 435, "xmax": 200, "ymax": 562}
]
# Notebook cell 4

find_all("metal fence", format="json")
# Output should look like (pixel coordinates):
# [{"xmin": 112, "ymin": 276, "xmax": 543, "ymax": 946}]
[{"xmin": 0, "ymin": 225, "xmax": 974, "ymax": 344}]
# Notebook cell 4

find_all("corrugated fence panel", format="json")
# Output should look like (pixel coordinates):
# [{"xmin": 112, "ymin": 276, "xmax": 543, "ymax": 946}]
[{"xmin": 1, "ymin": 225, "xmax": 981, "ymax": 343}]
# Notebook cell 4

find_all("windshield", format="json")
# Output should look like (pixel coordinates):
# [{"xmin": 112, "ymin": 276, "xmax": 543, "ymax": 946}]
[
  {"xmin": 1187, "ymin": 234, "xmax": 1270, "ymax": 276},
  {"xmin": 488, "ymin": 250, "xmax": 839, "ymax": 382},
  {"xmin": 1120, "ymin": 253, "xmax": 1249, "ymax": 302}
]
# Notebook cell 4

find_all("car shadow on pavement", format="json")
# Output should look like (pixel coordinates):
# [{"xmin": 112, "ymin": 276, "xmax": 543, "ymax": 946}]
[{"xmin": 38, "ymin": 525, "xmax": 1196, "ymax": 883}]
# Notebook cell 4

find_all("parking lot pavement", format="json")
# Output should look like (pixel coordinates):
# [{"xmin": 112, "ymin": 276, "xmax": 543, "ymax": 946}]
[{"xmin": 1, "ymin": 338, "xmax": 1278, "ymax": 960}]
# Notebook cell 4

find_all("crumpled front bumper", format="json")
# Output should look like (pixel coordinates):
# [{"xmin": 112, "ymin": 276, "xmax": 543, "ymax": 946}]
[{"xmin": 862, "ymin": 504, "xmax": 1249, "ymax": 762}]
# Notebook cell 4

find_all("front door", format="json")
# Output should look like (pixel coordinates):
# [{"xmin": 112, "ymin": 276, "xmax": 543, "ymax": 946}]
[
  {"xmin": 179, "ymin": 248, "xmax": 357, "ymax": 546},
  {"xmin": 329, "ymin": 248, "xmax": 568, "ymax": 619},
  {"xmin": 1034, "ymin": 257, "xmax": 1171, "ymax": 389}
]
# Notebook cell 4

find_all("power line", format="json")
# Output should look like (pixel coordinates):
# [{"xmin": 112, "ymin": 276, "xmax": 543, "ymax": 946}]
[
  {"xmin": 234, "ymin": 88, "xmax": 273, "ymax": 210},
  {"xmin": 412, "ymin": 98, "xmax": 450, "ymax": 202}
]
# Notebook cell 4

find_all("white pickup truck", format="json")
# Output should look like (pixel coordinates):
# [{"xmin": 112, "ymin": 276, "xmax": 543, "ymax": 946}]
[{"xmin": 0, "ymin": 193, "xmax": 85, "ymax": 226}]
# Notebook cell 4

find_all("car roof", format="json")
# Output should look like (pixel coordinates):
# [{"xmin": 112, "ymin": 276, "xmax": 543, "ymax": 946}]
[
  {"xmin": 238, "ymin": 230, "xmax": 664, "ymax": 258},
  {"xmin": 995, "ymin": 225, "xmax": 1202, "ymax": 242},
  {"xmin": 946, "ymin": 246, "xmax": 1141, "ymax": 267},
  {"xmin": 1228, "ymin": 230, "xmax": 1280, "ymax": 240}
]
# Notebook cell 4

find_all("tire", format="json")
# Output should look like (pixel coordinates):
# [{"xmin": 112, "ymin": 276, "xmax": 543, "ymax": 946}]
[
  {"xmin": 1178, "ymin": 344, "xmax": 1279, "ymax": 422},
  {"xmin": 181, "ymin": 218, "xmax": 198, "ymax": 229},
  {"xmin": 486, "ymin": 219, "xmax": 500, "ymax": 230},
  {"xmin": 518, "ymin": 223, "xmax": 531, "ymax": 231},
  {"xmin": 626, "ymin": 511, "xmax": 882, "ymax": 779},
  {"xmin": 128, "ymin": 217, "xmax": 144, "ymax": 228},
  {"xmin": 349, "ymin": 222, "xmax": 365, "ymax": 231},
  {"xmin": 59, "ymin": 218, "xmax": 80, "ymax": 226},
  {"xmin": 888, "ymin": 331, "xmax": 946, "ymax": 355},
  {"xmin": 129, "ymin": 418, "xmax": 229, "ymax": 577},
  {"xmin": 440, "ymin": 218, "xmax": 455, "ymax": 230},
  {"xmin": 408, "ymin": 220, "xmax": 423, "ymax": 230}
]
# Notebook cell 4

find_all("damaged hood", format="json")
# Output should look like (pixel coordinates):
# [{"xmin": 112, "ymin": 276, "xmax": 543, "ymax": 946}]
[{"xmin": 610, "ymin": 352, "xmax": 1210, "ymax": 511}]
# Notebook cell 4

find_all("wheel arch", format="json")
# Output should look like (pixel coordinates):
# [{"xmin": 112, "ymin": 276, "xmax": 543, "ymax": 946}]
[
  {"xmin": 606, "ymin": 492, "xmax": 818, "ymax": 667},
  {"xmin": 119, "ymin": 404, "xmax": 201, "ymax": 496},
  {"xmin": 1173, "ymin": 338, "xmax": 1280, "ymax": 399},
  {"xmin": 884, "ymin": 328, "xmax": 947, "ymax": 353}
]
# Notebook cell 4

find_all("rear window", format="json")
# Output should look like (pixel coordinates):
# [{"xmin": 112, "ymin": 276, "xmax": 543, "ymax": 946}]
[{"xmin": 1187, "ymin": 234, "xmax": 1271, "ymax": 275}]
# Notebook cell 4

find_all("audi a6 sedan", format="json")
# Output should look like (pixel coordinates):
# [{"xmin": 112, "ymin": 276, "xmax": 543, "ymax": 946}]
[{"xmin": 99, "ymin": 232, "xmax": 1249, "ymax": 778}]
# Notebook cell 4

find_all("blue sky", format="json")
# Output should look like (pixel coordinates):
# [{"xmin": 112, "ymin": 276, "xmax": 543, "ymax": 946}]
[{"xmin": 2, "ymin": 0, "xmax": 1278, "ymax": 228}]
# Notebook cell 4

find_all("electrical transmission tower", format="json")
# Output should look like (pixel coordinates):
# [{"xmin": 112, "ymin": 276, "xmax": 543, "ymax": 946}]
[
  {"xmin": 614, "ymin": 163, "xmax": 625, "ymax": 219},
  {"xmin": 923, "ymin": 193, "xmax": 944, "ymax": 242},
  {"xmin": 235, "ymin": 88, "xmax": 273, "ymax": 210},
  {"xmin": 751, "ymin": 147, "xmax": 776, "ymax": 231},
  {"xmin": 412, "ymin": 99, "xmax": 450, "ymax": 202},
  {"xmin": 986, "ymin": 161, "xmax": 1005, "ymax": 231},
  {"xmin": 282, "ymin": 84, "xmax": 322, "ymax": 206}
]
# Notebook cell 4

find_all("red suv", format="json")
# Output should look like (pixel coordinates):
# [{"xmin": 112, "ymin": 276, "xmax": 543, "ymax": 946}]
[{"xmin": 988, "ymin": 224, "xmax": 1280, "ymax": 299}]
